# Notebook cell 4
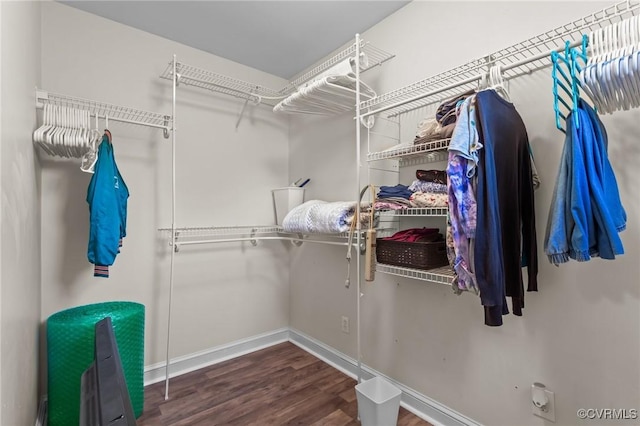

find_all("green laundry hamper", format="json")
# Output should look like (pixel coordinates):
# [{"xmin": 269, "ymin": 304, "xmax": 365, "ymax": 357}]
[{"xmin": 47, "ymin": 301, "xmax": 145, "ymax": 426}]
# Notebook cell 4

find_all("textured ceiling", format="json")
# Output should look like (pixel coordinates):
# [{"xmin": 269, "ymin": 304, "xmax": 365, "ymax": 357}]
[{"xmin": 60, "ymin": 1, "xmax": 409, "ymax": 79}]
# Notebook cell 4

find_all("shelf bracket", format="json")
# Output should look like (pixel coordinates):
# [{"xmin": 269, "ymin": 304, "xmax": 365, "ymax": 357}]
[
  {"xmin": 236, "ymin": 87, "xmax": 261, "ymax": 129},
  {"xmin": 360, "ymin": 115, "xmax": 375, "ymax": 129},
  {"xmin": 163, "ymin": 116, "xmax": 171, "ymax": 139},
  {"xmin": 291, "ymin": 233, "xmax": 304, "ymax": 247}
]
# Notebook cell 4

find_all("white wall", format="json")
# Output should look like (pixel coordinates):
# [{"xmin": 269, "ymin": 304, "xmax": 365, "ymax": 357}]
[
  {"xmin": 1, "ymin": 1, "xmax": 42, "ymax": 425},
  {"xmin": 39, "ymin": 1, "xmax": 290, "ymax": 377},
  {"xmin": 290, "ymin": 2, "xmax": 640, "ymax": 425}
]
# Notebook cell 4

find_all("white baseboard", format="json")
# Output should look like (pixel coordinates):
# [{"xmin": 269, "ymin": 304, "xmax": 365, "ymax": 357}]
[
  {"xmin": 142, "ymin": 327, "xmax": 480, "ymax": 426},
  {"xmin": 144, "ymin": 327, "xmax": 289, "ymax": 385},
  {"xmin": 289, "ymin": 328, "xmax": 482, "ymax": 426}
]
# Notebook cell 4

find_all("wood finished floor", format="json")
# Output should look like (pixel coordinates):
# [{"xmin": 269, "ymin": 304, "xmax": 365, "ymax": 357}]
[{"xmin": 138, "ymin": 342, "xmax": 431, "ymax": 426}]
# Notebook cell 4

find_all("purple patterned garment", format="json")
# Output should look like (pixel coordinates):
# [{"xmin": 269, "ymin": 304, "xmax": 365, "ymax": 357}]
[{"xmin": 447, "ymin": 152, "xmax": 479, "ymax": 294}]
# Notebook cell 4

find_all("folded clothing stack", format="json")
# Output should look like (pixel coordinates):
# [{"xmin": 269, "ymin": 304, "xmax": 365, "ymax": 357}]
[
  {"xmin": 375, "ymin": 169, "xmax": 449, "ymax": 210},
  {"xmin": 413, "ymin": 89, "xmax": 476, "ymax": 145}
]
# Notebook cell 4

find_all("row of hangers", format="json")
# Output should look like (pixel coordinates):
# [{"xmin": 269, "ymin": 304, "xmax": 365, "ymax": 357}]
[
  {"xmin": 581, "ymin": 15, "xmax": 640, "ymax": 114},
  {"xmin": 33, "ymin": 104, "xmax": 109, "ymax": 173},
  {"xmin": 273, "ymin": 54, "xmax": 376, "ymax": 115},
  {"xmin": 552, "ymin": 15, "xmax": 640, "ymax": 132},
  {"xmin": 479, "ymin": 64, "xmax": 511, "ymax": 101}
]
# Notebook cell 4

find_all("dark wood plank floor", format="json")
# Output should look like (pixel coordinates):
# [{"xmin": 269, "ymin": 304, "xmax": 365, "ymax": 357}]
[{"xmin": 138, "ymin": 342, "xmax": 431, "ymax": 426}]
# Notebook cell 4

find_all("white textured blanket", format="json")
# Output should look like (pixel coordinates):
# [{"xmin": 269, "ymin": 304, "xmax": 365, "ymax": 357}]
[{"xmin": 282, "ymin": 200, "xmax": 367, "ymax": 234}]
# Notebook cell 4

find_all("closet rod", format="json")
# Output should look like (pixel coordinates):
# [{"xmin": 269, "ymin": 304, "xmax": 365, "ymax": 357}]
[{"xmin": 360, "ymin": 39, "xmax": 582, "ymax": 119}]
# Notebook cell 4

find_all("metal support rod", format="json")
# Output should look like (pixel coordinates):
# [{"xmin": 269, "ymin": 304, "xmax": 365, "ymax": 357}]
[
  {"xmin": 355, "ymin": 33, "xmax": 363, "ymax": 385},
  {"xmin": 164, "ymin": 54, "xmax": 177, "ymax": 401}
]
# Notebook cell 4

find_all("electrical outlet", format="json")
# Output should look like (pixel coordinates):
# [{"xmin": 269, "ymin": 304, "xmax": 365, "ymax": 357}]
[
  {"xmin": 532, "ymin": 383, "xmax": 555, "ymax": 422},
  {"xmin": 341, "ymin": 316, "xmax": 350, "ymax": 334}
]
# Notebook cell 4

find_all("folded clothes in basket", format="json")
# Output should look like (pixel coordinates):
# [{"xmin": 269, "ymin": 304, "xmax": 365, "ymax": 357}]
[{"xmin": 383, "ymin": 228, "xmax": 443, "ymax": 243}]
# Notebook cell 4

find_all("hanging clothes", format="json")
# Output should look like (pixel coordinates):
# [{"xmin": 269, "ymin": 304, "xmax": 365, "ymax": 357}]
[
  {"xmin": 474, "ymin": 89, "xmax": 538, "ymax": 327},
  {"xmin": 87, "ymin": 132, "xmax": 129, "ymax": 278},
  {"xmin": 544, "ymin": 100, "xmax": 625, "ymax": 264},
  {"xmin": 446, "ymin": 94, "xmax": 481, "ymax": 295}
]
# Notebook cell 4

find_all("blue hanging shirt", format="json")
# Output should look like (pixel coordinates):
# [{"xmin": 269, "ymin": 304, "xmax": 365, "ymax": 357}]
[{"xmin": 87, "ymin": 134, "xmax": 129, "ymax": 277}]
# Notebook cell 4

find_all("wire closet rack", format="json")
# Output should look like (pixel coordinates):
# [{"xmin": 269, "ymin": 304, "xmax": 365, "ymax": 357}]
[
  {"xmin": 35, "ymin": 89, "xmax": 172, "ymax": 138},
  {"xmin": 157, "ymin": 225, "xmax": 397, "ymax": 251},
  {"xmin": 360, "ymin": 0, "xmax": 640, "ymax": 119},
  {"xmin": 159, "ymin": 39, "xmax": 395, "ymax": 107}
]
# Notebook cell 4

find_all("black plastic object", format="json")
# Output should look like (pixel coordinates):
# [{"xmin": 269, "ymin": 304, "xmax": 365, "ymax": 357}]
[{"xmin": 80, "ymin": 317, "xmax": 137, "ymax": 426}]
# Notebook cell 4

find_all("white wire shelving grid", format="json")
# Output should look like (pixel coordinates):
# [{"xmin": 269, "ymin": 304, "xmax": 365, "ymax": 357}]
[
  {"xmin": 376, "ymin": 264, "xmax": 455, "ymax": 285},
  {"xmin": 160, "ymin": 63, "xmax": 284, "ymax": 106},
  {"xmin": 160, "ymin": 39, "xmax": 395, "ymax": 107},
  {"xmin": 378, "ymin": 207, "xmax": 448, "ymax": 217},
  {"xmin": 367, "ymin": 138, "xmax": 450, "ymax": 167},
  {"xmin": 158, "ymin": 225, "xmax": 396, "ymax": 248},
  {"xmin": 360, "ymin": 0, "xmax": 640, "ymax": 119},
  {"xmin": 35, "ymin": 89, "xmax": 172, "ymax": 137}
]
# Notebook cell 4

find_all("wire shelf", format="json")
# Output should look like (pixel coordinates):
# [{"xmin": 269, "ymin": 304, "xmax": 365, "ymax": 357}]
[
  {"xmin": 376, "ymin": 263, "xmax": 455, "ymax": 285},
  {"xmin": 158, "ymin": 226, "xmax": 395, "ymax": 247},
  {"xmin": 282, "ymin": 41, "xmax": 395, "ymax": 92},
  {"xmin": 161, "ymin": 39, "xmax": 394, "ymax": 108},
  {"xmin": 158, "ymin": 225, "xmax": 282, "ymax": 237},
  {"xmin": 160, "ymin": 62, "xmax": 285, "ymax": 106},
  {"xmin": 367, "ymin": 139, "xmax": 450, "ymax": 162},
  {"xmin": 360, "ymin": 0, "xmax": 640, "ymax": 118},
  {"xmin": 36, "ymin": 89, "xmax": 172, "ymax": 132},
  {"xmin": 378, "ymin": 207, "xmax": 448, "ymax": 217}
]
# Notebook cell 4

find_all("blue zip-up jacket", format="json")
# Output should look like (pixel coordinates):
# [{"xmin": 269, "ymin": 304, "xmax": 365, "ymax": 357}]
[
  {"xmin": 113, "ymin": 143, "xmax": 129, "ymax": 247},
  {"xmin": 87, "ymin": 134, "xmax": 128, "ymax": 277},
  {"xmin": 545, "ymin": 103, "xmax": 625, "ymax": 263}
]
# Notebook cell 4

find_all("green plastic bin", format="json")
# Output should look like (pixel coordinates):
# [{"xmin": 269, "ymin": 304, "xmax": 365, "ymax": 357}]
[{"xmin": 47, "ymin": 301, "xmax": 145, "ymax": 426}]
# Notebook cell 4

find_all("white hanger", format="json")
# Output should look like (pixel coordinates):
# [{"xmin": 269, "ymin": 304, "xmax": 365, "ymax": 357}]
[
  {"xmin": 487, "ymin": 65, "xmax": 511, "ymax": 101},
  {"xmin": 81, "ymin": 113, "xmax": 100, "ymax": 173},
  {"xmin": 582, "ymin": 16, "xmax": 640, "ymax": 114},
  {"xmin": 33, "ymin": 104, "xmax": 56, "ymax": 156}
]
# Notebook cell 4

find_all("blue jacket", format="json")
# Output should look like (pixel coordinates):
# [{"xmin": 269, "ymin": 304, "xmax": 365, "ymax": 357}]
[
  {"xmin": 87, "ymin": 135, "xmax": 129, "ymax": 277},
  {"xmin": 544, "ymin": 102, "xmax": 625, "ymax": 263}
]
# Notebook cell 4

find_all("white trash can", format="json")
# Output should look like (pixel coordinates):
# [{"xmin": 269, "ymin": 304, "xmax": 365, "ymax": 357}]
[
  {"xmin": 272, "ymin": 187, "xmax": 305, "ymax": 225},
  {"xmin": 355, "ymin": 376, "xmax": 402, "ymax": 426}
]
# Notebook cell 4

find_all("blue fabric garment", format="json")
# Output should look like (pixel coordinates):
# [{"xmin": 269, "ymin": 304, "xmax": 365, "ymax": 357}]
[
  {"xmin": 448, "ymin": 95, "xmax": 482, "ymax": 177},
  {"xmin": 87, "ymin": 135, "xmax": 128, "ymax": 277},
  {"xmin": 377, "ymin": 184, "xmax": 413, "ymax": 200},
  {"xmin": 581, "ymin": 101, "xmax": 626, "ymax": 258},
  {"xmin": 473, "ymin": 98, "xmax": 507, "ymax": 326},
  {"xmin": 544, "ymin": 120, "xmax": 573, "ymax": 264},
  {"xmin": 544, "ymin": 102, "xmax": 625, "ymax": 263},
  {"xmin": 474, "ymin": 90, "xmax": 538, "ymax": 327},
  {"xmin": 113, "ymin": 144, "xmax": 130, "ymax": 241}
]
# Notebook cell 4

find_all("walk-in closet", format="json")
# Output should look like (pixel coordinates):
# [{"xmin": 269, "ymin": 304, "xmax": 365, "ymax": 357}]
[{"xmin": 2, "ymin": 1, "xmax": 639, "ymax": 425}]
